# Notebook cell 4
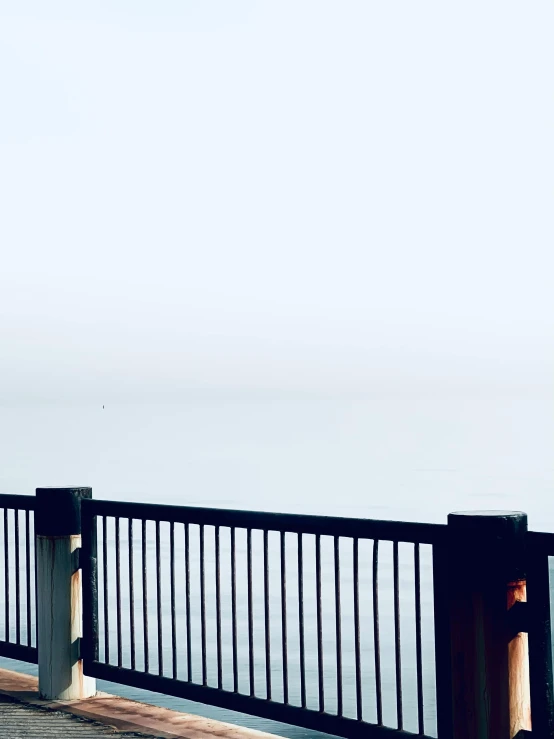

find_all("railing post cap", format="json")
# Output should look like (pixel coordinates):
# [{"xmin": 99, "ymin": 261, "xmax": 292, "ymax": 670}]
[
  {"xmin": 448, "ymin": 510, "xmax": 527, "ymax": 533},
  {"xmin": 448, "ymin": 510, "xmax": 527, "ymax": 580},
  {"xmin": 36, "ymin": 487, "xmax": 92, "ymax": 537},
  {"xmin": 449, "ymin": 509, "xmax": 526, "ymax": 518}
]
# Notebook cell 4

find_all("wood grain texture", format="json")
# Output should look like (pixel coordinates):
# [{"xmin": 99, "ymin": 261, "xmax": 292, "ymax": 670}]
[
  {"xmin": 507, "ymin": 580, "xmax": 531, "ymax": 737},
  {"xmin": 37, "ymin": 535, "xmax": 96, "ymax": 700},
  {"xmin": 447, "ymin": 511, "xmax": 531, "ymax": 739}
]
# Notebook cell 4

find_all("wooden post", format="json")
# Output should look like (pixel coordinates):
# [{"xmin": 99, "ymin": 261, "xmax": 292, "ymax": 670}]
[
  {"xmin": 35, "ymin": 487, "xmax": 96, "ymax": 700},
  {"xmin": 447, "ymin": 511, "xmax": 531, "ymax": 739}
]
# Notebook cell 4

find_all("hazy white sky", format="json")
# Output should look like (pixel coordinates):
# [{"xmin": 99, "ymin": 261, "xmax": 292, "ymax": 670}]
[{"xmin": 1, "ymin": 1, "xmax": 552, "ymax": 398}]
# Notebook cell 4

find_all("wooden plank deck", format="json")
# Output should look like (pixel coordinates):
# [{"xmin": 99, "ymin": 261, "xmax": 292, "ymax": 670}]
[
  {"xmin": 0, "ymin": 693, "xmax": 147, "ymax": 737},
  {"xmin": 0, "ymin": 668, "xmax": 282, "ymax": 739}
]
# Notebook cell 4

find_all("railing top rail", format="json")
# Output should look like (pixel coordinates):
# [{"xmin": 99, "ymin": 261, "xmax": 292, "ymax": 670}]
[
  {"xmin": 82, "ymin": 498, "xmax": 446, "ymax": 543},
  {"xmin": 0, "ymin": 493, "xmax": 35, "ymax": 510}
]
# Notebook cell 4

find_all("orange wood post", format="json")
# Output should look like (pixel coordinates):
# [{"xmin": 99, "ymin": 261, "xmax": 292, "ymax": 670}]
[{"xmin": 446, "ymin": 511, "xmax": 531, "ymax": 739}]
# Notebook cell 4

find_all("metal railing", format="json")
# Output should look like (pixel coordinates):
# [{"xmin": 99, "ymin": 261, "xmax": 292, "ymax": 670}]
[
  {"xmin": 81, "ymin": 500, "xmax": 447, "ymax": 739},
  {"xmin": 0, "ymin": 494, "xmax": 37, "ymax": 664},
  {"xmin": 5, "ymin": 488, "xmax": 554, "ymax": 737}
]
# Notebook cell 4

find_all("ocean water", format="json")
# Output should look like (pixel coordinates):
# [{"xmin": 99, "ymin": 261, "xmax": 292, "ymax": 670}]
[{"xmin": 0, "ymin": 389, "xmax": 552, "ymax": 738}]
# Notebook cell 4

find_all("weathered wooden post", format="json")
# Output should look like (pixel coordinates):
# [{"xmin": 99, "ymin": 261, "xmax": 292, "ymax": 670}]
[
  {"xmin": 447, "ymin": 511, "xmax": 531, "ymax": 739},
  {"xmin": 35, "ymin": 487, "xmax": 96, "ymax": 700}
]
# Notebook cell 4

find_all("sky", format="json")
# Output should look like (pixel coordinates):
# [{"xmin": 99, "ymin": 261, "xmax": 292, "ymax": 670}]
[{"xmin": 0, "ymin": 1, "xmax": 552, "ymax": 400}]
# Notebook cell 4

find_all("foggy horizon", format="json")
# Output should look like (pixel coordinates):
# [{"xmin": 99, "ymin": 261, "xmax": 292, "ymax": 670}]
[{"xmin": 1, "ymin": 1, "xmax": 552, "ymax": 400}]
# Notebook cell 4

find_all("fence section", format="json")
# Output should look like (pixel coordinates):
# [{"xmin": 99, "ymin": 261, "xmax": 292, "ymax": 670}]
[
  {"xmin": 0, "ymin": 494, "xmax": 37, "ymax": 664},
  {"xmin": 81, "ymin": 500, "xmax": 446, "ymax": 739},
  {"xmin": 6, "ymin": 490, "xmax": 554, "ymax": 738}
]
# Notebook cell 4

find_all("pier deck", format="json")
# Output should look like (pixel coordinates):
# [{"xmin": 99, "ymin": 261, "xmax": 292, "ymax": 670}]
[
  {"xmin": 0, "ymin": 693, "xmax": 147, "ymax": 738},
  {"xmin": 0, "ymin": 668, "xmax": 280, "ymax": 739}
]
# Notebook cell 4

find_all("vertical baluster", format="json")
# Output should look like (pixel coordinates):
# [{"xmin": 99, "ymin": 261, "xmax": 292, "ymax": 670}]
[
  {"xmin": 156, "ymin": 520, "xmax": 163, "ymax": 676},
  {"xmin": 15, "ymin": 510, "xmax": 20, "ymax": 645},
  {"xmin": 102, "ymin": 516, "xmax": 109, "ymax": 663},
  {"xmin": 281, "ymin": 531, "xmax": 288, "ymax": 704},
  {"xmin": 33, "ymin": 512, "xmax": 38, "ymax": 648},
  {"xmin": 298, "ymin": 533, "xmax": 306, "ymax": 709},
  {"xmin": 264, "ymin": 529, "xmax": 271, "ymax": 700},
  {"xmin": 115, "ymin": 517, "xmax": 122, "ymax": 667},
  {"xmin": 393, "ymin": 540, "xmax": 403, "ymax": 730},
  {"xmin": 81, "ymin": 506, "xmax": 100, "ymax": 672},
  {"xmin": 142, "ymin": 518, "xmax": 149, "ymax": 673},
  {"xmin": 170, "ymin": 522, "xmax": 177, "ymax": 680},
  {"xmin": 334, "ymin": 536, "xmax": 342, "ymax": 717},
  {"xmin": 247, "ymin": 528, "xmax": 254, "ymax": 697},
  {"xmin": 215, "ymin": 525, "xmax": 222, "ymax": 690},
  {"xmin": 4, "ymin": 508, "xmax": 9, "ymax": 642},
  {"xmin": 200, "ymin": 525, "xmax": 207, "ymax": 686},
  {"xmin": 353, "ymin": 538, "xmax": 362, "ymax": 721},
  {"xmin": 231, "ymin": 527, "xmax": 238, "ymax": 693},
  {"xmin": 25, "ymin": 510, "xmax": 31, "ymax": 647},
  {"xmin": 129, "ymin": 519, "xmax": 136, "ymax": 671},
  {"xmin": 185, "ymin": 523, "xmax": 191, "ymax": 681},
  {"xmin": 373, "ymin": 539, "xmax": 382, "ymax": 725},
  {"xmin": 414, "ymin": 543, "xmax": 424, "ymax": 735},
  {"xmin": 316, "ymin": 534, "xmax": 324, "ymax": 712}
]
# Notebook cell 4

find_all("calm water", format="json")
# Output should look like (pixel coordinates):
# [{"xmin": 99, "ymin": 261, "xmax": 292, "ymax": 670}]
[{"xmin": 0, "ymin": 390, "xmax": 552, "ymax": 737}]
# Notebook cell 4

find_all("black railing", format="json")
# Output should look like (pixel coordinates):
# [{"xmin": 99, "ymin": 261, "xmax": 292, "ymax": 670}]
[
  {"xmin": 4, "ymin": 489, "xmax": 554, "ymax": 737},
  {"xmin": 81, "ymin": 500, "xmax": 447, "ymax": 739},
  {"xmin": 0, "ymin": 494, "xmax": 37, "ymax": 664}
]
